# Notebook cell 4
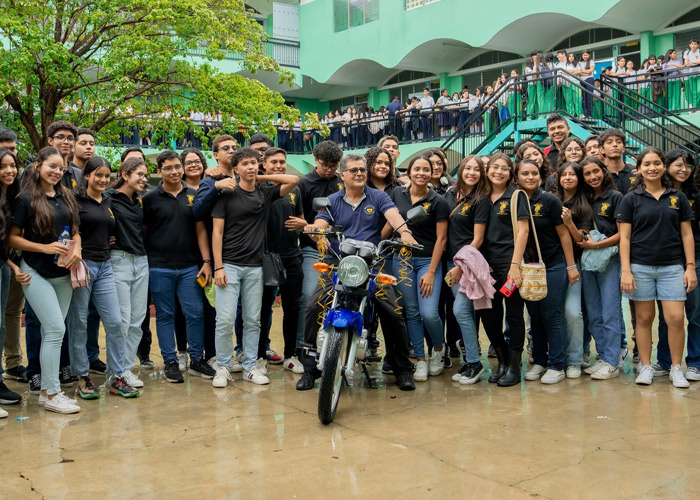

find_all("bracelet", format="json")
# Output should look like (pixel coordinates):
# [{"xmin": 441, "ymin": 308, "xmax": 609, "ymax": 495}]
[
  {"xmin": 401, "ymin": 228, "xmax": 413, "ymax": 235},
  {"xmin": 688, "ymin": 263, "xmax": 697, "ymax": 267},
  {"xmin": 214, "ymin": 267, "xmax": 224, "ymax": 272},
  {"xmin": 203, "ymin": 259, "xmax": 212, "ymax": 265},
  {"xmin": 566, "ymin": 265, "xmax": 577, "ymax": 271},
  {"xmin": 511, "ymin": 262, "xmax": 520, "ymax": 266}
]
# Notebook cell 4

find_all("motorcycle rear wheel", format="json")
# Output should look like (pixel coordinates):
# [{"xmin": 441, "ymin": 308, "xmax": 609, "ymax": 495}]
[{"xmin": 318, "ymin": 328, "xmax": 349, "ymax": 425}]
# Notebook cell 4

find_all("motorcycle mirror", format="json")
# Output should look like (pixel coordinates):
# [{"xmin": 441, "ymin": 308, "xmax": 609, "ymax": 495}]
[
  {"xmin": 312, "ymin": 197, "xmax": 331, "ymax": 211},
  {"xmin": 406, "ymin": 206, "xmax": 427, "ymax": 224}
]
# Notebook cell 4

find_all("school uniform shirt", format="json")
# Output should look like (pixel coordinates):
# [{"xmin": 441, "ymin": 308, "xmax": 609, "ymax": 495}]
[
  {"xmin": 444, "ymin": 189, "xmax": 490, "ymax": 262},
  {"xmin": 590, "ymin": 189, "xmax": 623, "ymax": 238},
  {"xmin": 105, "ymin": 188, "xmax": 146, "ymax": 256},
  {"xmin": 616, "ymin": 187, "xmax": 694, "ymax": 266},
  {"xmin": 142, "ymin": 182, "xmax": 200, "ymax": 270},
  {"xmin": 576, "ymin": 60, "xmax": 596, "ymax": 79},
  {"xmin": 484, "ymin": 186, "xmax": 530, "ymax": 267},
  {"xmin": 526, "ymin": 189, "xmax": 565, "ymax": 268},
  {"xmin": 265, "ymin": 184, "xmax": 303, "ymax": 259},
  {"xmin": 11, "ymin": 191, "xmax": 72, "ymax": 278},
  {"xmin": 686, "ymin": 49, "xmax": 700, "ymax": 74},
  {"xmin": 76, "ymin": 194, "xmax": 115, "ymax": 262},
  {"xmin": 297, "ymin": 170, "xmax": 343, "ymax": 250},
  {"xmin": 212, "ymin": 183, "xmax": 282, "ymax": 267},
  {"xmin": 611, "ymin": 163, "xmax": 637, "ymax": 194},
  {"xmin": 391, "ymin": 187, "xmax": 449, "ymax": 259}
]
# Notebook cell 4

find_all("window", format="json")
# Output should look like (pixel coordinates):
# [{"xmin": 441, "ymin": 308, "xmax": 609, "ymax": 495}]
[
  {"xmin": 334, "ymin": 0, "xmax": 379, "ymax": 32},
  {"xmin": 667, "ymin": 6, "xmax": 700, "ymax": 27},
  {"xmin": 406, "ymin": 0, "xmax": 440, "ymax": 10},
  {"xmin": 385, "ymin": 70, "xmax": 437, "ymax": 86},
  {"xmin": 459, "ymin": 51, "xmax": 521, "ymax": 71},
  {"xmin": 552, "ymin": 28, "xmax": 632, "ymax": 51}
]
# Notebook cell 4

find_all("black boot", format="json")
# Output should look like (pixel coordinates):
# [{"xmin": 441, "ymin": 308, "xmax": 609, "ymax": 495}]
[
  {"xmin": 497, "ymin": 349, "xmax": 523, "ymax": 387},
  {"xmin": 488, "ymin": 347, "xmax": 509, "ymax": 383}
]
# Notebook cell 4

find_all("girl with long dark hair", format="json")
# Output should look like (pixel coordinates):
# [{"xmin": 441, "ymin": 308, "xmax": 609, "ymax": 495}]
[{"xmin": 365, "ymin": 146, "xmax": 398, "ymax": 194}]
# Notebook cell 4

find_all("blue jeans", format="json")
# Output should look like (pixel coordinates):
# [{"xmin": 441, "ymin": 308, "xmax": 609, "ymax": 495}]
[
  {"xmin": 70, "ymin": 260, "xmax": 127, "ymax": 377},
  {"xmin": 111, "ymin": 251, "xmax": 149, "ymax": 370},
  {"xmin": 393, "ymin": 256, "xmax": 443, "ymax": 359},
  {"xmin": 215, "ymin": 264, "xmax": 264, "ymax": 372},
  {"xmin": 565, "ymin": 263, "xmax": 584, "ymax": 366},
  {"xmin": 526, "ymin": 263, "xmax": 568, "ymax": 370},
  {"xmin": 0, "ymin": 264, "xmax": 9, "ymax": 381},
  {"xmin": 582, "ymin": 255, "xmax": 624, "ymax": 366},
  {"xmin": 657, "ymin": 266, "xmax": 700, "ymax": 370},
  {"xmin": 447, "ymin": 262, "xmax": 480, "ymax": 364},
  {"xmin": 86, "ymin": 302, "xmax": 100, "ymax": 362},
  {"xmin": 150, "ymin": 266, "xmax": 204, "ymax": 364},
  {"xmin": 21, "ymin": 262, "xmax": 73, "ymax": 395},
  {"xmin": 298, "ymin": 247, "xmax": 320, "ymax": 344}
]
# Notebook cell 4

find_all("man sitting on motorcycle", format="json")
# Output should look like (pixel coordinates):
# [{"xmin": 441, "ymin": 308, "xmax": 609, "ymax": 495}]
[{"xmin": 297, "ymin": 154, "xmax": 418, "ymax": 392}]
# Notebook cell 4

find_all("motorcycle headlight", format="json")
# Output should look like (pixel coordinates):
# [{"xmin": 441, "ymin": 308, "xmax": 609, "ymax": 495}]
[{"xmin": 337, "ymin": 255, "xmax": 369, "ymax": 287}]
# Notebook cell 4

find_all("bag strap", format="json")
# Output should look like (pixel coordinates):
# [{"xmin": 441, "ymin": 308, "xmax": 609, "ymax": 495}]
[{"xmin": 510, "ymin": 189, "xmax": 544, "ymax": 265}]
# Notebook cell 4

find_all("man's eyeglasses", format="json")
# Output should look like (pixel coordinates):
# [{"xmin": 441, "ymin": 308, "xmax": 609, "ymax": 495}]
[
  {"xmin": 219, "ymin": 145, "xmax": 237, "ymax": 152},
  {"xmin": 345, "ymin": 167, "xmax": 367, "ymax": 175},
  {"xmin": 160, "ymin": 165, "xmax": 183, "ymax": 173},
  {"xmin": 51, "ymin": 134, "xmax": 75, "ymax": 143}
]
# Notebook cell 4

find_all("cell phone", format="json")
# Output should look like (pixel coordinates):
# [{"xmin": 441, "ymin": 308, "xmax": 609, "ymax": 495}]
[
  {"xmin": 196, "ymin": 274, "xmax": 207, "ymax": 288},
  {"xmin": 500, "ymin": 278, "xmax": 517, "ymax": 297},
  {"xmin": 56, "ymin": 239, "xmax": 75, "ymax": 268},
  {"xmin": 444, "ymin": 274, "xmax": 454, "ymax": 287}
]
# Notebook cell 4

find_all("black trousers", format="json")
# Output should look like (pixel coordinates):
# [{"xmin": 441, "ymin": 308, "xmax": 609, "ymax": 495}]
[
  {"xmin": 300, "ymin": 269, "xmax": 413, "ymax": 376},
  {"xmin": 479, "ymin": 265, "xmax": 525, "ymax": 351},
  {"xmin": 259, "ymin": 254, "xmax": 304, "ymax": 359}
]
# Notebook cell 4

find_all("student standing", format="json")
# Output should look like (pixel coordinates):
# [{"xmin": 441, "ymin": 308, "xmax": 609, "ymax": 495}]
[
  {"xmin": 578, "ymin": 50, "xmax": 596, "ymax": 118},
  {"xmin": 9, "ymin": 147, "xmax": 82, "ymax": 413},
  {"xmin": 684, "ymin": 39, "xmax": 700, "ymax": 109},
  {"xmin": 618, "ymin": 148, "xmax": 696, "ymax": 388},
  {"xmin": 525, "ymin": 51, "xmax": 540, "ymax": 117},
  {"xmin": 663, "ymin": 49, "xmax": 686, "ymax": 111}
]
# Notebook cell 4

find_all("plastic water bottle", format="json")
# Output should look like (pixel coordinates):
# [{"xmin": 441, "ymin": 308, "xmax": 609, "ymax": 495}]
[{"xmin": 54, "ymin": 226, "xmax": 70, "ymax": 264}]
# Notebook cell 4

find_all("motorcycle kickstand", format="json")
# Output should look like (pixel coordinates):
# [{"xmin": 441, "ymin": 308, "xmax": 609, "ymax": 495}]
[{"xmin": 361, "ymin": 363, "xmax": 377, "ymax": 389}]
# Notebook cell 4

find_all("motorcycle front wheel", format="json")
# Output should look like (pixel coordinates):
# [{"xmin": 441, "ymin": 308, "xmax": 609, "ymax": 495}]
[{"xmin": 318, "ymin": 327, "xmax": 349, "ymax": 425}]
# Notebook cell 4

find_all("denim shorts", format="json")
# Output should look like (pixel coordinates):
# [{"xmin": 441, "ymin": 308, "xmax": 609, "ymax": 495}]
[{"xmin": 624, "ymin": 264, "xmax": 687, "ymax": 301}]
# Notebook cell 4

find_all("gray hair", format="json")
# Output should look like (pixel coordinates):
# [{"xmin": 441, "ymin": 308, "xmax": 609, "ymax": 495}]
[{"xmin": 338, "ymin": 154, "xmax": 366, "ymax": 172}]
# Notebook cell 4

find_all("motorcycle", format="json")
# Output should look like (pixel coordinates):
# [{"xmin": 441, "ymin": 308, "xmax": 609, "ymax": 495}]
[{"xmin": 304, "ymin": 197, "xmax": 425, "ymax": 424}]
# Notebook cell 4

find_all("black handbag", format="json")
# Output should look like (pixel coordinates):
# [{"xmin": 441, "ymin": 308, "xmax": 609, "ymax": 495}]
[{"xmin": 261, "ymin": 198, "xmax": 286, "ymax": 287}]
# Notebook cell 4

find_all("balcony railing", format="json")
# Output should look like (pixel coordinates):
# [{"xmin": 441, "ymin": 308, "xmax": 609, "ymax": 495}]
[{"xmin": 189, "ymin": 38, "xmax": 300, "ymax": 68}]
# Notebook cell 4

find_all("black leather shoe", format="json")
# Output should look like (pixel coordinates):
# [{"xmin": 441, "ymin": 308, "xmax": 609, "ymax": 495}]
[
  {"xmin": 296, "ymin": 371, "xmax": 316, "ymax": 391},
  {"xmin": 395, "ymin": 371, "xmax": 415, "ymax": 391},
  {"xmin": 497, "ymin": 349, "xmax": 523, "ymax": 387}
]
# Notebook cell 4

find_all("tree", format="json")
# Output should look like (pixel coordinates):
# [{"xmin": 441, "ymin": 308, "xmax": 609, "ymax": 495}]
[{"xmin": 0, "ymin": 0, "xmax": 302, "ymax": 153}]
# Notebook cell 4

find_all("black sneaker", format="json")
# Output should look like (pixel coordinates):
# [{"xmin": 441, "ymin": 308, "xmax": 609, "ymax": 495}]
[
  {"xmin": 164, "ymin": 360, "xmax": 184, "ymax": 383},
  {"xmin": 188, "ymin": 358, "xmax": 216, "ymax": 379},
  {"xmin": 443, "ymin": 355, "xmax": 452, "ymax": 369},
  {"xmin": 89, "ymin": 359, "xmax": 107, "ymax": 375},
  {"xmin": 3, "ymin": 365, "xmax": 28, "ymax": 383},
  {"xmin": 28, "ymin": 374, "xmax": 41, "ymax": 395},
  {"xmin": 296, "ymin": 371, "xmax": 315, "ymax": 391},
  {"xmin": 395, "ymin": 371, "xmax": 415, "ymax": 391},
  {"xmin": 59, "ymin": 366, "xmax": 74, "ymax": 387},
  {"xmin": 0, "ymin": 382, "xmax": 21, "ymax": 404},
  {"xmin": 140, "ymin": 358, "xmax": 155, "ymax": 369},
  {"xmin": 381, "ymin": 357, "xmax": 393, "ymax": 374},
  {"xmin": 457, "ymin": 363, "xmax": 484, "ymax": 385}
]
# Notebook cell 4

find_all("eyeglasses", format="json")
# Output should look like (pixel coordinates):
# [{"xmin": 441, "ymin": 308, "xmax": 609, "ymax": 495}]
[
  {"xmin": 51, "ymin": 134, "xmax": 75, "ymax": 143},
  {"xmin": 490, "ymin": 165, "xmax": 511, "ymax": 172},
  {"xmin": 46, "ymin": 163, "xmax": 67, "ymax": 173},
  {"xmin": 670, "ymin": 162, "xmax": 694, "ymax": 170},
  {"xmin": 345, "ymin": 167, "xmax": 367, "ymax": 175},
  {"xmin": 565, "ymin": 147, "xmax": 583, "ymax": 153},
  {"xmin": 184, "ymin": 159, "xmax": 203, "ymax": 167},
  {"xmin": 160, "ymin": 165, "xmax": 183, "ymax": 173},
  {"xmin": 219, "ymin": 145, "xmax": 237, "ymax": 152},
  {"xmin": 317, "ymin": 161, "xmax": 338, "ymax": 170},
  {"xmin": 135, "ymin": 172, "xmax": 150, "ymax": 180}
]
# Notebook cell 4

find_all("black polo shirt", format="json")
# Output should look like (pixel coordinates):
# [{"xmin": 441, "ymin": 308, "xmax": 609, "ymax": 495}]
[
  {"xmin": 105, "ymin": 188, "xmax": 146, "ymax": 256},
  {"xmin": 143, "ymin": 182, "xmax": 200, "ymax": 269},
  {"xmin": 266, "ymin": 184, "xmax": 303, "ymax": 258},
  {"xmin": 11, "ymin": 191, "xmax": 72, "ymax": 278},
  {"xmin": 590, "ymin": 189, "xmax": 623, "ymax": 238},
  {"xmin": 76, "ymin": 195, "xmax": 115, "ymax": 262},
  {"xmin": 391, "ymin": 187, "xmax": 449, "ymax": 258},
  {"xmin": 610, "ymin": 163, "xmax": 636, "ymax": 194},
  {"xmin": 616, "ymin": 187, "xmax": 694, "ymax": 266},
  {"xmin": 484, "ymin": 186, "xmax": 530, "ymax": 266},
  {"xmin": 691, "ymin": 193, "xmax": 700, "ymax": 260},
  {"xmin": 526, "ymin": 189, "xmax": 564, "ymax": 267},
  {"xmin": 445, "ymin": 189, "xmax": 490, "ymax": 261},
  {"xmin": 297, "ymin": 170, "xmax": 343, "ymax": 249},
  {"xmin": 212, "ymin": 183, "xmax": 281, "ymax": 266}
]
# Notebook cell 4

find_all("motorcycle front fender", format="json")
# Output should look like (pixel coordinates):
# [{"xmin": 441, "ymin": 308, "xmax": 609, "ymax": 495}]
[{"xmin": 323, "ymin": 309, "xmax": 364, "ymax": 336}]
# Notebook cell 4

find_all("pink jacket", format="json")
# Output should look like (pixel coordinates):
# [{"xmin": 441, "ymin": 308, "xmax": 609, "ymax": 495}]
[{"xmin": 453, "ymin": 246, "xmax": 496, "ymax": 310}]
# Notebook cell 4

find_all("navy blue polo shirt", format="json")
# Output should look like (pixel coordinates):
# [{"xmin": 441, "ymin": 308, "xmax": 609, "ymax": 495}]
[
  {"xmin": 316, "ymin": 186, "xmax": 395, "ymax": 246},
  {"xmin": 616, "ymin": 186, "xmax": 694, "ymax": 266}
]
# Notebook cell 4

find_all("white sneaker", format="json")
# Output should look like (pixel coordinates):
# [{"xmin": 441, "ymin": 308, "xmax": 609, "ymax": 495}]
[
  {"xmin": 256, "ymin": 358, "xmax": 268, "ymax": 375},
  {"xmin": 618, "ymin": 348, "xmax": 629, "ymax": 369},
  {"xmin": 231, "ymin": 358, "xmax": 243, "ymax": 373},
  {"xmin": 283, "ymin": 357, "xmax": 304, "ymax": 374},
  {"xmin": 652, "ymin": 363, "xmax": 670, "ymax": 377},
  {"xmin": 636, "ymin": 365, "xmax": 654, "ymax": 385},
  {"xmin": 581, "ymin": 353, "xmax": 591, "ymax": 368},
  {"xmin": 591, "ymin": 362, "xmax": 620, "ymax": 380},
  {"xmin": 206, "ymin": 357, "xmax": 217, "ymax": 369},
  {"xmin": 44, "ymin": 392, "xmax": 81, "ymax": 414},
  {"xmin": 212, "ymin": 366, "xmax": 233, "ymax": 388},
  {"xmin": 670, "ymin": 365, "xmax": 690, "ymax": 388},
  {"xmin": 541, "ymin": 369, "xmax": 565, "ymax": 384},
  {"xmin": 177, "ymin": 353, "xmax": 187, "ymax": 372},
  {"xmin": 120, "ymin": 370, "xmax": 144, "ymax": 389},
  {"xmin": 686, "ymin": 367, "xmax": 700, "ymax": 381},
  {"xmin": 566, "ymin": 366, "xmax": 581, "ymax": 379},
  {"xmin": 584, "ymin": 360, "xmax": 604, "ymax": 375},
  {"xmin": 524, "ymin": 364, "xmax": 546, "ymax": 381},
  {"xmin": 414, "ymin": 360, "xmax": 428, "ymax": 382},
  {"xmin": 0, "ymin": 406, "xmax": 7, "ymax": 418},
  {"xmin": 243, "ymin": 368, "xmax": 270, "ymax": 385},
  {"xmin": 429, "ymin": 348, "xmax": 445, "ymax": 376},
  {"xmin": 39, "ymin": 392, "xmax": 78, "ymax": 406}
]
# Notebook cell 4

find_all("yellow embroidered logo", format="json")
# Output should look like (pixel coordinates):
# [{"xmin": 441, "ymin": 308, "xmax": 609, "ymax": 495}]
[
  {"xmin": 497, "ymin": 201, "xmax": 509, "ymax": 216},
  {"xmin": 690, "ymin": 200, "xmax": 695, "ymax": 207},
  {"xmin": 337, "ymin": 183, "xmax": 344, "ymax": 190},
  {"xmin": 669, "ymin": 196, "xmax": 679, "ymax": 210},
  {"xmin": 598, "ymin": 202, "xmax": 610, "ymax": 216},
  {"xmin": 71, "ymin": 179, "xmax": 77, "ymax": 190},
  {"xmin": 533, "ymin": 203, "xmax": 544, "ymax": 217},
  {"xmin": 422, "ymin": 202, "xmax": 431, "ymax": 213},
  {"xmin": 365, "ymin": 206, "xmax": 375, "ymax": 215},
  {"xmin": 108, "ymin": 208, "xmax": 115, "ymax": 219},
  {"xmin": 289, "ymin": 193, "xmax": 296, "ymax": 206},
  {"xmin": 459, "ymin": 203, "xmax": 470, "ymax": 216},
  {"xmin": 187, "ymin": 194, "xmax": 194, "ymax": 207},
  {"xmin": 629, "ymin": 176, "xmax": 636, "ymax": 186},
  {"xmin": 137, "ymin": 197, "xmax": 143, "ymax": 207}
]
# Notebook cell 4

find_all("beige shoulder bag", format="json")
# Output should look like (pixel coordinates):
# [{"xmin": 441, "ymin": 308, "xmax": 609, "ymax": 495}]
[{"xmin": 510, "ymin": 189, "xmax": 547, "ymax": 301}]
